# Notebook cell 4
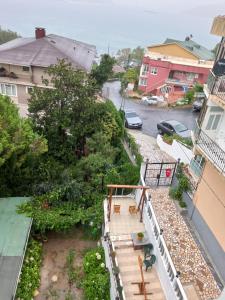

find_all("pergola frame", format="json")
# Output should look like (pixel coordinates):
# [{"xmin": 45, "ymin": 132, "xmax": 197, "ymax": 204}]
[{"xmin": 107, "ymin": 184, "xmax": 150, "ymax": 222}]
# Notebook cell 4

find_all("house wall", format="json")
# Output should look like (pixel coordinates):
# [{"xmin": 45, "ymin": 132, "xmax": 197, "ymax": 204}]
[
  {"xmin": 17, "ymin": 85, "xmax": 29, "ymax": 104},
  {"xmin": 147, "ymin": 44, "xmax": 198, "ymax": 60},
  {"xmin": 194, "ymin": 160, "xmax": 225, "ymax": 250},
  {"xmin": 32, "ymin": 66, "xmax": 50, "ymax": 85},
  {"xmin": 139, "ymin": 56, "xmax": 210, "ymax": 95},
  {"xmin": 0, "ymin": 63, "xmax": 32, "ymax": 82}
]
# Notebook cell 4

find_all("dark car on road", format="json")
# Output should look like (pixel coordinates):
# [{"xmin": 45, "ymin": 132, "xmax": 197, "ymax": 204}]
[
  {"xmin": 192, "ymin": 99, "xmax": 204, "ymax": 112},
  {"xmin": 123, "ymin": 110, "xmax": 142, "ymax": 129},
  {"xmin": 157, "ymin": 120, "xmax": 191, "ymax": 138}
]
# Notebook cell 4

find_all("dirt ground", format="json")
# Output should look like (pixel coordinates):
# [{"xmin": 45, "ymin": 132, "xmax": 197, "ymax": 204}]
[{"xmin": 36, "ymin": 228, "xmax": 97, "ymax": 300}]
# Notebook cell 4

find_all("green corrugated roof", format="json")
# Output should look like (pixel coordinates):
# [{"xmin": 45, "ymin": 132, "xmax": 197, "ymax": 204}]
[
  {"xmin": 0, "ymin": 197, "xmax": 32, "ymax": 256},
  {"xmin": 164, "ymin": 38, "xmax": 215, "ymax": 61},
  {"xmin": 0, "ymin": 197, "xmax": 32, "ymax": 300}
]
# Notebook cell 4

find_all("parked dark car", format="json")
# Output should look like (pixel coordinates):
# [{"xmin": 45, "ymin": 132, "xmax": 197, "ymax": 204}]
[
  {"xmin": 157, "ymin": 120, "xmax": 191, "ymax": 138},
  {"xmin": 192, "ymin": 99, "xmax": 204, "ymax": 112},
  {"xmin": 123, "ymin": 110, "xmax": 142, "ymax": 129}
]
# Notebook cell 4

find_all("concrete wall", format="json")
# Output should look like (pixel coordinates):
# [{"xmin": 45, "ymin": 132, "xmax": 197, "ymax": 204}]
[
  {"xmin": 157, "ymin": 134, "xmax": 194, "ymax": 164},
  {"xmin": 194, "ymin": 161, "xmax": 225, "ymax": 250},
  {"xmin": 32, "ymin": 66, "xmax": 50, "ymax": 85},
  {"xmin": 148, "ymin": 44, "xmax": 198, "ymax": 60}
]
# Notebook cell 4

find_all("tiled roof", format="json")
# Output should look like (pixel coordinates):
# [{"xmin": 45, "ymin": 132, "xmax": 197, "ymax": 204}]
[
  {"xmin": 164, "ymin": 38, "xmax": 214, "ymax": 61},
  {"xmin": 0, "ymin": 34, "xmax": 96, "ymax": 72}
]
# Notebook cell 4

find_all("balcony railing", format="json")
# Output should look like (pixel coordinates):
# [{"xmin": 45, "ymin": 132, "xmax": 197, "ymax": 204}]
[
  {"xmin": 207, "ymin": 71, "xmax": 225, "ymax": 102},
  {"xmin": 136, "ymin": 177, "xmax": 188, "ymax": 300},
  {"xmin": 194, "ymin": 125, "xmax": 225, "ymax": 173}
]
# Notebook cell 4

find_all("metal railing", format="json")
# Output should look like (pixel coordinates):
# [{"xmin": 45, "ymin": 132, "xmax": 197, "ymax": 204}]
[
  {"xmin": 103, "ymin": 235, "xmax": 125, "ymax": 300},
  {"xmin": 207, "ymin": 71, "xmax": 225, "ymax": 102},
  {"xmin": 194, "ymin": 124, "xmax": 225, "ymax": 173}
]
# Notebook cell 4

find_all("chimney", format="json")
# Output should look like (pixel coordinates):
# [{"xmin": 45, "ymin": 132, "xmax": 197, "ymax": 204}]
[{"xmin": 35, "ymin": 27, "xmax": 46, "ymax": 39}]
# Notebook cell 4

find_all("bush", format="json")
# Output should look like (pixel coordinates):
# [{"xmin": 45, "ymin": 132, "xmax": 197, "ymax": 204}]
[
  {"xmin": 16, "ymin": 239, "xmax": 42, "ymax": 300},
  {"xmin": 83, "ymin": 247, "xmax": 110, "ymax": 300}
]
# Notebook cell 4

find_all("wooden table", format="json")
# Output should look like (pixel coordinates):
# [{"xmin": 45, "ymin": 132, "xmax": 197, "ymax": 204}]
[{"xmin": 131, "ymin": 232, "xmax": 151, "ymax": 250}]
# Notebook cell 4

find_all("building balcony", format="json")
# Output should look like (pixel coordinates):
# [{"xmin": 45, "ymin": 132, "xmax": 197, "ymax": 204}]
[
  {"xmin": 193, "ymin": 124, "xmax": 225, "ymax": 174},
  {"xmin": 206, "ymin": 71, "xmax": 225, "ymax": 104},
  {"xmin": 165, "ymin": 77, "xmax": 196, "ymax": 87}
]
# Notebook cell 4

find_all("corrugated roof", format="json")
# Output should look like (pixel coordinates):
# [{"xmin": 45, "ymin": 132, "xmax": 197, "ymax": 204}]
[
  {"xmin": 164, "ymin": 38, "xmax": 214, "ymax": 61},
  {"xmin": 0, "ymin": 197, "xmax": 32, "ymax": 300},
  {"xmin": 0, "ymin": 34, "xmax": 96, "ymax": 72}
]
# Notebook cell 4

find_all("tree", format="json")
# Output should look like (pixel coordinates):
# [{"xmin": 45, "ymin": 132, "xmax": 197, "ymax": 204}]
[
  {"xmin": 116, "ymin": 46, "xmax": 144, "ymax": 67},
  {"xmin": 0, "ymin": 95, "xmax": 47, "ymax": 195},
  {"xmin": 0, "ymin": 26, "xmax": 20, "ymax": 44},
  {"xmin": 28, "ymin": 60, "xmax": 122, "ymax": 162},
  {"xmin": 90, "ymin": 54, "xmax": 115, "ymax": 88},
  {"xmin": 116, "ymin": 48, "xmax": 131, "ymax": 66},
  {"xmin": 29, "ymin": 60, "xmax": 98, "ymax": 161}
]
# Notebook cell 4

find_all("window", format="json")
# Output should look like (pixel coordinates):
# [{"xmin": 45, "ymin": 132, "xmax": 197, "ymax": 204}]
[
  {"xmin": 139, "ymin": 78, "xmax": 147, "ymax": 86},
  {"xmin": 26, "ymin": 86, "xmax": 33, "ymax": 94},
  {"xmin": 141, "ymin": 64, "xmax": 149, "ymax": 76},
  {"xmin": 206, "ymin": 114, "xmax": 221, "ymax": 130},
  {"xmin": 160, "ymin": 85, "xmax": 171, "ymax": 94},
  {"xmin": 0, "ymin": 83, "xmax": 17, "ymax": 96},
  {"xmin": 22, "ymin": 66, "xmax": 30, "ymax": 72},
  {"xmin": 150, "ymin": 67, "xmax": 158, "ymax": 75}
]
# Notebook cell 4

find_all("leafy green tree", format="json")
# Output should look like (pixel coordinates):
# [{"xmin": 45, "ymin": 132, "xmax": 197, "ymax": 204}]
[
  {"xmin": 29, "ymin": 60, "xmax": 102, "ymax": 161},
  {"xmin": 0, "ymin": 26, "xmax": 20, "ymax": 44},
  {"xmin": 0, "ymin": 95, "xmax": 47, "ymax": 195},
  {"xmin": 121, "ymin": 67, "xmax": 140, "ymax": 91},
  {"xmin": 90, "ymin": 54, "xmax": 115, "ymax": 88}
]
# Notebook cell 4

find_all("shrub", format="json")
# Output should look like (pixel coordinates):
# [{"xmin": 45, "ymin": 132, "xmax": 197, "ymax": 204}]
[
  {"xmin": 179, "ymin": 176, "xmax": 191, "ymax": 192},
  {"xmin": 83, "ymin": 247, "xmax": 110, "ymax": 300},
  {"xmin": 169, "ymin": 186, "xmax": 182, "ymax": 201},
  {"xmin": 16, "ymin": 239, "xmax": 42, "ymax": 300}
]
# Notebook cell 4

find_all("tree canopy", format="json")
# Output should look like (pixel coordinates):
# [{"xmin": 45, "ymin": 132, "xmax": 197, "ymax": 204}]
[
  {"xmin": 116, "ymin": 46, "xmax": 144, "ymax": 67},
  {"xmin": 0, "ymin": 95, "xmax": 47, "ymax": 195},
  {"xmin": 90, "ymin": 54, "xmax": 115, "ymax": 88},
  {"xmin": 0, "ymin": 26, "xmax": 20, "ymax": 44},
  {"xmin": 10, "ymin": 60, "xmax": 140, "ymax": 236}
]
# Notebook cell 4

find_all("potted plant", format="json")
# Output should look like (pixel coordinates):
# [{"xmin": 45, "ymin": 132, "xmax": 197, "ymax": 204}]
[
  {"xmin": 137, "ymin": 232, "xmax": 144, "ymax": 241},
  {"xmin": 110, "ymin": 251, "xmax": 116, "ymax": 258}
]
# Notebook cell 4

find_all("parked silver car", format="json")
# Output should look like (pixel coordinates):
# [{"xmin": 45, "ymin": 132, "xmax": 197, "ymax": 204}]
[
  {"xmin": 123, "ymin": 110, "xmax": 143, "ymax": 129},
  {"xmin": 141, "ymin": 95, "xmax": 164, "ymax": 105}
]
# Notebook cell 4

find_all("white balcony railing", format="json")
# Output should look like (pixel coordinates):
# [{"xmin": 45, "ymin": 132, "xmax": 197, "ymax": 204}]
[{"xmin": 135, "ymin": 174, "xmax": 188, "ymax": 300}]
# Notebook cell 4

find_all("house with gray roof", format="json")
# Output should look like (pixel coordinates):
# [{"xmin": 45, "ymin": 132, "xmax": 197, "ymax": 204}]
[{"xmin": 0, "ymin": 28, "xmax": 97, "ymax": 116}]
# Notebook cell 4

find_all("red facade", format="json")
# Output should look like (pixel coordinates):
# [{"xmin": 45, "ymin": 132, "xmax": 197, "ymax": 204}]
[{"xmin": 139, "ymin": 56, "xmax": 211, "ymax": 103}]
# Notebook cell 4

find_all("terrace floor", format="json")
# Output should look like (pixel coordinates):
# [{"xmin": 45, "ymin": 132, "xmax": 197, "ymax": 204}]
[{"xmin": 109, "ymin": 196, "xmax": 165, "ymax": 300}]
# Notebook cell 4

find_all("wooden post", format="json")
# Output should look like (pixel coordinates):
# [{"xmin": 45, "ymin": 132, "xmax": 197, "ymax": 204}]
[
  {"xmin": 108, "ymin": 187, "xmax": 113, "ymax": 221},
  {"xmin": 140, "ymin": 189, "xmax": 146, "ymax": 222},
  {"xmin": 138, "ymin": 188, "xmax": 145, "ymax": 211}
]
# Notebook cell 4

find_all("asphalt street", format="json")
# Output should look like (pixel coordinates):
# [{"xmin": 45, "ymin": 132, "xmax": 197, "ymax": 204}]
[{"xmin": 103, "ymin": 81, "xmax": 199, "ymax": 137}]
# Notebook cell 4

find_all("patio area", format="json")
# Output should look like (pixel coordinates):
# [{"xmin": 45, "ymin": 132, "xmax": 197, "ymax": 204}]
[{"xmin": 108, "ymin": 195, "xmax": 165, "ymax": 300}]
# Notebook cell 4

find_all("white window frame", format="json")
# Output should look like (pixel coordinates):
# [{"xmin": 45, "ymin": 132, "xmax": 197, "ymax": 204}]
[
  {"xmin": 150, "ymin": 67, "xmax": 158, "ymax": 75},
  {"xmin": 141, "ymin": 64, "xmax": 149, "ymax": 76},
  {"xmin": 0, "ymin": 83, "xmax": 17, "ymax": 96},
  {"xmin": 206, "ymin": 114, "xmax": 222, "ymax": 131},
  {"xmin": 139, "ymin": 78, "xmax": 147, "ymax": 86}
]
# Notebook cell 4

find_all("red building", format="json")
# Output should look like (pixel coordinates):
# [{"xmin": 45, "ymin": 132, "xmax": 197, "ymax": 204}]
[{"xmin": 139, "ymin": 38, "xmax": 214, "ymax": 103}]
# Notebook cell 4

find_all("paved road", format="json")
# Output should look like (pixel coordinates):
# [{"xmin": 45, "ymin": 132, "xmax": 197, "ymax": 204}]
[{"xmin": 103, "ymin": 81, "xmax": 199, "ymax": 137}]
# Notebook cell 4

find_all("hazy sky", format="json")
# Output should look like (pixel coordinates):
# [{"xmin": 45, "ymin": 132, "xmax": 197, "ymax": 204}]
[{"xmin": 0, "ymin": 0, "xmax": 224, "ymax": 53}]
